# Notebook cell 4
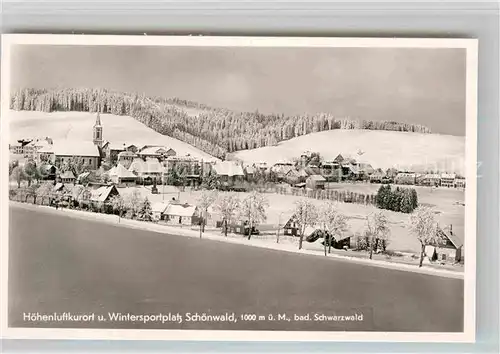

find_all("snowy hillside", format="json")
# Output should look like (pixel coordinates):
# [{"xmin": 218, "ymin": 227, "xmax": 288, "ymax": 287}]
[
  {"xmin": 8, "ymin": 110, "xmax": 219, "ymax": 162},
  {"xmin": 231, "ymin": 129, "xmax": 465, "ymax": 175}
]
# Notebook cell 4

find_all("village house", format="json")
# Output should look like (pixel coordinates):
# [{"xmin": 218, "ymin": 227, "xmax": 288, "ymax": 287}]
[
  {"xmin": 341, "ymin": 163, "xmax": 361, "ymax": 181},
  {"xmin": 59, "ymin": 170, "xmax": 76, "ymax": 184},
  {"xmin": 421, "ymin": 173, "xmax": 442, "ymax": 187},
  {"xmin": 102, "ymin": 142, "xmax": 139, "ymax": 165},
  {"xmin": 304, "ymin": 164, "xmax": 321, "ymax": 176},
  {"xmin": 284, "ymin": 169, "xmax": 300, "ymax": 184},
  {"xmin": 23, "ymin": 137, "xmax": 53, "ymax": 159},
  {"xmin": 431, "ymin": 225, "xmax": 463, "ymax": 264},
  {"xmin": 9, "ymin": 139, "xmax": 32, "ymax": 154},
  {"xmin": 357, "ymin": 162, "xmax": 375, "ymax": 176},
  {"xmin": 39, "ymin": 141, "xmax": 102, "ymax": 170},
  {"xmin": 163, "ymin": 202, "xmax": 200, "ymax": 226},
  {"xmin": 39, "ymin": 164, "xmax": 58, "ymax": 180},
  {"xmin": 332, "ymin": 233, "xmax": 355, "ymax": 249},
  {"xmin": 319, "ymin": 161, "xmax": 341, "ymax": 180},
  {"xmin": 128, "ymin": 157, "xmax": 164, "ymax": 184},
  {"xmin": 282, "ymin": 214, "xmax": 316, "ymax": 237},
  {"xmin": 244, "ymin": 165, "xmax": 255, "ymax": 178},
  {"xmin": 138, "ymin": 145, "xmax": 176, "ymax": 160},
  {"xmin": 254, "ymin": 162, "xmax": 269, "ymax": 172},
  {"xmin": 394, "ymin": 172, "xmax": 417, "ymax": 185},
  {"xmin": 306, "ymin": 174, "xmax": 326, "ymax": 189},
  {"xmin": 90, "ymin": 185, "xmax": 120, "ymax": 208},
  {"xmin": 440, "ymin": 173, "xmax": 456, "ymax": 188},
  {"xmin": 117, "ymin": 151, "xmax": 136, "ymax": 169},
  {"xmin": 164, "ymin": 155, "xmax": 202, "ymax": 175},
  {"xmin": 151, "ymin": 201, "xmax": 170, "ymax": 221},
  {"xmin": 107, "ymin": 164, "xmax": 138, "ymax": 186},
  {"xmin": 271, "ymin": 161, "xmax": 295, "ymax": 180},
  {"xmin": 455, "ymin": 177, "xmax": 466, "ymax": 188},
  {"xmin": 369, "ymin": 170, "xmax": 387, "ymax": 183},
  {"xmin": 37, "ymin": 113, "xmax": 103, "ymax": 169},
  {"xmin": 213, "ymin": 161, "xmax": 245, "ymax": 186}
]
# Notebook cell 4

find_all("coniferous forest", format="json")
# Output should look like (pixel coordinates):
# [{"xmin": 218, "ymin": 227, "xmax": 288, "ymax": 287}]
[{"xmin": 11, "ymin": 88, "xmax": 432, "ymax": 159}]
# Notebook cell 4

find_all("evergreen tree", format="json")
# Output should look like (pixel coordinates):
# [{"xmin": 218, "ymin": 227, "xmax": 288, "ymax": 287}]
[
  {"xmin": 137, "ymin": 197, "xmax": 153, "ymax": 221},
  {"xmin": 411, "ymin": 188, "xmax": 419, "ymax": 210}
]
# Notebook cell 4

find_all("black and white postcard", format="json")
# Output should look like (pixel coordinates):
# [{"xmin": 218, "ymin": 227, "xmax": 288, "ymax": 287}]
[{"xmin": 1, "ymin": 35, "xmax": 478, "ymax": 342}]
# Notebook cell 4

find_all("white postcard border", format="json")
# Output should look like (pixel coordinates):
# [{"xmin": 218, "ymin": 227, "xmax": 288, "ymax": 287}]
[{"xmin": 0, "ymin": 34, "xmax": 478, "ymax": 343}]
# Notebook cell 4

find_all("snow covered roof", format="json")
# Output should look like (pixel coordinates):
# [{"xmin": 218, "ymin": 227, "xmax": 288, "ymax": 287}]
[
  {"xmin": 151, "ymin": 202, "xmax": 170, "ymax": 214},
  {"xmin": 90, "ymin": 185, "xmax": 117, "ymax": 202},
  {"xmin": 108, "ymin": 164, "xmax": 137, "ymax": 179},
  {"xmin": 138, "ymin": 146, "xmax": 172, "ymax": 155},
  {"xmin": 396, "ymin": 172, "xmax": 416, "ymax": 177},
  {"xmin": 118, "ymin": 151, "xmax": 136, "ymax": 158},
  {"xmin": 128, "ymin": 158, "xmax": 164, "ymax": 174},
  {"xmin": 164, "ymin": 203, "xmax": 198, "ymax": 217},
  {"xmin": 40, "ymin": 164, "xmax": 57, "ymax": 174},
  {"xmin": 424, "ymin": 174, "xmax": 441, "ymax": 179},
  {"xmin": 213, "ymin": 161, "xmax": 244, "ymax": 177},
  {"xmin": 307, "ymin": 174, "xmax": 326, "ymax": 182},
  {"xmin": 358, "ymin": 163, "xmax": 374, "ymax": 173},
  {"xmin": 438, "ymin": 226, "xmax": 463, "ymax": 249},
  {"xmin": 60, "ymin": 171, "xmax": 75, "ymax": 179},
  {"xmin": 285, "ymin": 169, "xmax": 300, "ymax": 177},
  {"xmin": 441, "ymin": 173, "xmax": 457, "ymax": 179},
  {"xmin": 40, "ymin": 140, "xmax": 100, "ymax": 157},
  {"xmin": 108, "ymin": 142, "xmax": 137, "ymax": 151},
  {"xmin": 272, "ymin": 164, "xmax": 294, "ymax": 175},
  {"xmin": 25, "ymin": 139, "xmax": 52, "ymax": 149}
]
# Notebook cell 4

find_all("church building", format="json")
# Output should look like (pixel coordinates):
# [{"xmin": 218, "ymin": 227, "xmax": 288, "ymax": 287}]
[{"xmin": 37, "ymin": 112, "xmax": 104, "ymax": 170}]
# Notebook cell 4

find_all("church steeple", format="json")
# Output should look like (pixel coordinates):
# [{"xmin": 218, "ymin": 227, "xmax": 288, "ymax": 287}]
[{"xmin": 93, "ymin": 111, "xmax": 103, "ymax": 148}]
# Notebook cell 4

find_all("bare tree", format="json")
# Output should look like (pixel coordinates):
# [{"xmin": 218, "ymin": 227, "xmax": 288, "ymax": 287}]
[
  {"xmin": 321, "ymin": 202, "xmax": 349, "ymax": 255},
  {"xmin": 110, "ymin": 194, "xmax": 127, "ymax": 222},
  {"xmin": 35, "ymin": 183, "xmax": 54, "ymax": 205},
  {"xmin": 124, "ymin": 189, "xmax": 142, "ymax": 219},
  {"xmin": 239, "ymin": 191, "xmax": 269, "ymax": 240},
  {"xmin": 408, "ymin": 206, "xmax": 441, "ymax": 267},
  {"xmin": 365, "ymin": 212, "xmax": 391, "ymax": 260},
  {"xmin": 293, "ymin": 199, "xmax": 318, "ymax": 250},
  {"xmin": 10, "ymin": 166, "xmax": 26, "ymax": 188},
  {"xmin": 196, "ymin": 190, "xmax": 218, "ymax": 237},
  {"xmin": 214, "ymin": 193, "xmax": 240, "ymax": 237}
]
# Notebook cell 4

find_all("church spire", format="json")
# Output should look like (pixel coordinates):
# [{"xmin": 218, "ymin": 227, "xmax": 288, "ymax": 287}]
[
  {"xmin": 95, "ymin": 110, "xmax": 101, "ymax": 126},
  {"xmin": 93, "ymin": 110, "xmax": 103, "ymax": 148}
]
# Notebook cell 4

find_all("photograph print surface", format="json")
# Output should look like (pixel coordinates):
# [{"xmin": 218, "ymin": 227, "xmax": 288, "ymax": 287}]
[{"xmin": 1, "ymin": 35, "xmax": 478, "ymax": 341}]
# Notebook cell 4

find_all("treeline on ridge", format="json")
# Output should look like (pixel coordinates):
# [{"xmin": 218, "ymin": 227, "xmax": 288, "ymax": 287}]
[{"xmin": 10, "ymin": 88, "xmax": 432, "ymax": 159}]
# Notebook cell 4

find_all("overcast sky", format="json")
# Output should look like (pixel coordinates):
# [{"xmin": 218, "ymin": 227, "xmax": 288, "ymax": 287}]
[{"xmin": 11, "ymin": 45, "xmax": 466, "ymax": 135}]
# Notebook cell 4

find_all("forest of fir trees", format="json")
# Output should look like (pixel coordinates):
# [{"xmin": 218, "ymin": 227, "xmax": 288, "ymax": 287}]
[{"xmin": 11, "ymin": 88, "xmax": 432, "ymax": 159}]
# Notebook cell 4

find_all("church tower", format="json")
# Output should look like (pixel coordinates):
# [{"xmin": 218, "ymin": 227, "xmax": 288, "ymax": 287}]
[{"xmin": 93, "ymin": 111, "xmax": 103, "ymax": 148}]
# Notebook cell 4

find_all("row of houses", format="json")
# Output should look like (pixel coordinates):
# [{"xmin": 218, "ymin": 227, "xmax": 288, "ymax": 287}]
[
  {"xmin": 281, "ymin": 213, "xmax": 464, "ymax": 263},
  {"xmin": 44, "ymin": 180, "xmax": 203, "ymax": 226},
  {"xmin": 389, "ymin": 172, "xmax": 466, "ymax": 188}
]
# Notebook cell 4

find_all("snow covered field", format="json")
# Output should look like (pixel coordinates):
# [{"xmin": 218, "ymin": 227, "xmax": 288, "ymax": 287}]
[
  {"xmin": 8, "ymin": 110, "xmax": 219, "ymax": 162},
  {"xmin": 231, "ymin": 129, "xmax": 466, "ymax": 175},
  {"xmin": 117, "ymin": 183, "xmax": 465, "ymax": 254}
]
